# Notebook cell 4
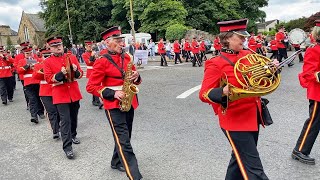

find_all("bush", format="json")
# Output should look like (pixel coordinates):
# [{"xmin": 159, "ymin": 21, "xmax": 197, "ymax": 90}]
[{"xmin": 165, "ymin": 23, "xmax": 188, "ymax": 41}]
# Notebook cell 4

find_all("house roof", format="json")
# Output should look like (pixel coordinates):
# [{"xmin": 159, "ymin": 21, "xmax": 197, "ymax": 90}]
[
  {"xmin": 11, "ymin": 29, "xmax": 17, "ymax": 36},
  {"xmin": 25, "ymin": 13, "xmax": 46, "ymax": 32},
  {"xmin": 257, "ymin": 19, "xmax": 278, "ymax": 29}
]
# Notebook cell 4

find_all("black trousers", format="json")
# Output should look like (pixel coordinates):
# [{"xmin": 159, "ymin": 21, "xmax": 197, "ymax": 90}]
[
  {"xmin": 215, "ymin": 50, "xmax": 221, "ymax": 56},
  {"xmin": 294, "ymin": 47, "xmax": 304, "ymax": 62},
  {"xmin": 0, "ymin": 77, "xmax": 13, "ymax": 102},
  {"xmin": 56, "ymin": 101, "xmax": 80, "ymax": 152},
  {"xmin": 105, "ymin": 108, "xmax": 142, "ymax": 180},
  {"xmin": 185, "ymin": 51, "xmax": 191, "ymax": 62},
  {"xmin": 200, "ymin": 51, "xmax": 207, "ymax": 61},
  {"xmin": 294, "ymin": 100, "xmax": 320, "ymax": 155},
  {"xmin": 192, "ymin": 53, "xmax": 201, "ymax": 67},
  {"xmin": 10, "ymin": 72, "xmax": 16, "ymax": 90},
  {"xmin": 160, "ymin": 53, "xmax": 167, "ymax": 66},
  {"xmin": 174, "ymin": 53, "xmax": 182, "ymax": 64},
  {"xmin": 25, "ymin": 84, "xmax": 44, "ymax": 119},
  {"xmin": 41, "ymin": 96, "xmax": 60, "ymax": 134},
  {"xmin": 277, "ymin": 48, "xmax": 288, "ymax": 63},
  {"xmin": 21, "ymin": 80, "xmax": 29, "ymax": 106},
  {"xmin": 269, "ymin": 50, "xmax": 278, "ymax": 60},
  {"xmin": 222, "ymin": 128, "xmax": 268, "ymax": 180}
]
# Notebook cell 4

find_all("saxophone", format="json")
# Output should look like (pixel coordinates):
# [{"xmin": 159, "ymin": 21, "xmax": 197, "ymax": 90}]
[{"xmin": 119, "ymin": 53, "xmax": 139, "ymax": 112}]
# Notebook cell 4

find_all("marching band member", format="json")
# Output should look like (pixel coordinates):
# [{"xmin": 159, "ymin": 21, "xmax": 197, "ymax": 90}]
[
  {"xmin": 256, "ymin": 32, "xmax": 265, "ymax": 56},
  {"xmin": 86, "ymin": 26, "xmax": 143, "ymax": 180},
  {"xmin": 44, "ymin": 36, "xmax": 83, "ymax": 159},
  {"xmin": 213, "ymin": 36, "xmax": 221, "ymax": 56},
  {"xmin": 292, "ymin": 20, "xmax": 320, "ymax": 165},
  {"xmin": 184, "ymin": 38, "xmax": 191, "ymax": 62},
  {"xmin": 199, "ymin": 19, "xmax": 272, "ymax": 180},
  {"xmin": 158, "ymin": 38, "xmax": 167, "ymax": 66},
  {"xmin": 33, "ymin": 48, "xmax": 60, "ymax": 139},
  {"xmin": 17, "ymin": 46, "xmax": 45, "ymax": 123},
  {"xmin": 0, "ymin": 46, "xmax": 14, "ymax": 105},
  {"xmin": 248, "ymin": 32, "xmax": 257, "ymax": 52},
  {"xmin": 276, "ymin": 25, "xmax": 294, "ymax": 67},
  {"xmin": 191, "ymin": 37, "xmax": 201, "ymax": 67},
  {"xmin": 15, "ymin": 42, "xmax": 30, "ymax": 109},
  {"xmin": 199, "ymin": 38, "xmax": 207, "ymax": 61},
  {"xmin": 82, "ymin": 40, "xmax": 102, "ymax": 107},
  {"xmin": 173, "ymin": 39, "xmax": 183, "ymax": 64},
  {"xmin": 269, "ymin": 36, "xmax": 278, "ymax": 59}
]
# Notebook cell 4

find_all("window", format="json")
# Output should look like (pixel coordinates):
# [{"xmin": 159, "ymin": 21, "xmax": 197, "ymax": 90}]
[{"xmin": 24, "ymin": 25, "xmax": 29, "ymax": 41}]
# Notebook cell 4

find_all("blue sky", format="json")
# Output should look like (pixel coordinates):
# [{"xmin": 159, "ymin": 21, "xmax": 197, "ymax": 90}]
[{"xmin": 0, "ymin": 0, "xmax": 320, "ymax": 32}]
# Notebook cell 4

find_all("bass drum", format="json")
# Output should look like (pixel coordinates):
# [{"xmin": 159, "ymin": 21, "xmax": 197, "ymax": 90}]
[{"xmin": 288, "ymin": 28, "xmax": 307, "ymax": 45}]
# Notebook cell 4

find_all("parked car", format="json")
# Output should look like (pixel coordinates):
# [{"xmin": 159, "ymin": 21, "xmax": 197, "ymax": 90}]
[{"xmin": 204, "ymin": 40, "xmax": 213, "ymax": 53}]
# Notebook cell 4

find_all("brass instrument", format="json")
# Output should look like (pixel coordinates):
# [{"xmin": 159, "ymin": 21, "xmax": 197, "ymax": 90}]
[
  {"xmin": 221, "ymin": 50, "xmax": 302, "ymax": 102},
  {"xmin": 65, "ymin": 54, "xmax": 74, "ymax": 82},
  {"xmin": 119, "ymin": 53, "xmax": 139, "ymax": 112}
]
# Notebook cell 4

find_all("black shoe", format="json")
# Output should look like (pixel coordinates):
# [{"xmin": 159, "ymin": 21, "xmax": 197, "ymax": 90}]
[
  {"xmin": 72, "ymin": 137, "xmax": 80, "ymax": 144},
  {"xmin": 26, "ymin": 106, "xmax": 29, "ymax": 111},
  {"xmin": 31, "ymin": 118, "xmax": 39, "ymax": 124},
  {"xmin": 8, "ymin": 99, "xmax": 13, "ymax": 102},
  {"xmin": 99, "ymin": 104, "xmax": 104, "ymax": 109},
  {"xmin": 53, "ymin": 133, "xmax": 60, "ymax": 139},
  {"xmin": 65, "ymin": 150, "xmax": 74, "ymax": 159},
  {"xmin": 111, "ymin": 164, "xmax": 126, "ymax": 172},
  {"xmin": 288, "ymin": 63, "xmax": 294, "ymax": 67},
  {"xmin": 39, "ymin": 114, "xmax": 45, "ymax": 119},
  {"xmin": 92, "ymin": 101, "xmax": 101, "ymax": 106},
  {"xmin": 292, "ymin": 149, "xmax": 315, "ymax": 165},
  {"xmin": 2, "ymin": 101, "xmax": 7, "ymax": 105}
]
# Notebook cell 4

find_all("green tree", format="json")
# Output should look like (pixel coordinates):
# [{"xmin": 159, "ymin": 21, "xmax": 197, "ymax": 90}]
[
  {"xmin": 139, "ymin": 0, "xmax": 187, "ymax": 37},
  {"xmin": 285, "ymin": 17, "xmax": 308, "ymax": 32},
  {"xmin": 6, "ymin": 36, "xmax": 15, "ymax": 53},
  {"xmin": 165, "ymin": 24, "xmax": 189, "ymax": 41},
  {"xmin": 40, "ymin": 0, "xmax": 113, "ymax": 46}
]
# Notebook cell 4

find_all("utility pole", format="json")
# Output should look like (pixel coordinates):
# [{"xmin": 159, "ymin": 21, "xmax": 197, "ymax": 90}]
[
  {"xmin": 66, "ymin": 0, "xmax": 73, "ymax": 45},
  {"xmin": 129, "ymin": 0, "xmax": 136, "ymax": 43}
]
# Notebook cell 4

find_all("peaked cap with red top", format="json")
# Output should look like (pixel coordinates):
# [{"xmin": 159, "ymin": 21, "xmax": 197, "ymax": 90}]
[
  {"xmin": 46, "ymin": 36, "xmax": 63, "ymax": 46},
  {"xmin": 101, "ymin": 26, "xmax": 124, "ymax": 40},
  {"xmin": 217, "ymin": 18, "xmax": 250, "ymax": 37},
  {"xmin": 316, "ymin": 19, "xmax": 320, "ymax": 27}
]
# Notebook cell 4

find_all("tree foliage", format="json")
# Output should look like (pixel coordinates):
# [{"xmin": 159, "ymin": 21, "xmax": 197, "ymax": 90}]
[{"xmin": 165, "ymin": 24, "xmax": 189, "ymax": 41}]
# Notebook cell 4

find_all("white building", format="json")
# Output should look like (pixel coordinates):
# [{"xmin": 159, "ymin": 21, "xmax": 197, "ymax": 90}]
[{"xmin": 257, "ymin": 19, "xmax": 279, "ymax": 32}]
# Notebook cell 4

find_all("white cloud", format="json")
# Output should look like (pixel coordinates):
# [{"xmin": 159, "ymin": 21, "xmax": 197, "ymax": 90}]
[
  {"xmin": 261, "ymin": 1, "xmax": 320, "ymax": 22},
  {"xmin": 0, "ymin": 0, "xmax": 41, "ymax": 31}
]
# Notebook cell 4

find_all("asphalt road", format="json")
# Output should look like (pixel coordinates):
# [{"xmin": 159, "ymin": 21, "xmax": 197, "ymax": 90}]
[{"xmin": 1, "ymin": 52, "xmax": 320, "ymax": 180}]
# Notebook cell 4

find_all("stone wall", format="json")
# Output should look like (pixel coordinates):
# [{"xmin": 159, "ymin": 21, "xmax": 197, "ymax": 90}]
[{"xmin": 185, "ymin": 29, "xmax": 215, "ymax": 41}]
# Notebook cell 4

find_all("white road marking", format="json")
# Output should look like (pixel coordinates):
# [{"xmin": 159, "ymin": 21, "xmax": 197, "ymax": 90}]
[{"xmin": 176, "ymin": 85, "xmax": 201, "ymax": 99}]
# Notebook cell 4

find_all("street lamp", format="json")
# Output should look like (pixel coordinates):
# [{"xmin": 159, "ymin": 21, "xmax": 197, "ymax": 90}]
[{"xmin": 65, "ymin": 0, "xmax": 73, "ymax": 45}]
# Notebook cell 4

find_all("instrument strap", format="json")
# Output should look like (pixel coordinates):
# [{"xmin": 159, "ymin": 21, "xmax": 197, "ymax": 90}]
[
  {"xmin": 103, "ymin": 53, "xmax": 125, "ymax": 79},
  {"xmin": 220, "ymin": 54, "xmax": 235, "ymax": 67}
]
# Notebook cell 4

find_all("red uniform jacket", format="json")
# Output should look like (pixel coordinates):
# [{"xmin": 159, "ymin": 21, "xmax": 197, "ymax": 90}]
[
  {"xmin": 199, "ymin": 50, "xmax": 264, "ymax": 131},
  {"xmin": 199, "ymin": 41, "xmax": 206, "ymax": 52},
  {"xmin": 158, "ymin": 42, "xmax": 166, "ymax": 54},
  {"xmin": 33, "ymin": 60, "xmax": 52, "ymax": 97},
  {"xmin": 0, "ymin": 55, "xmax": 13, "ymax": 78},
  {"xmin": 213, "ymin": 39, "xmax": 221, "ymax": 51},
  {"xmin": 44, "ymin": 54, "xmax": 83, "ymax": 104},
  {"xmin": 248, "ymin": 37, "xmax": 257, "ymax": 52},
  {"xmin": 292, "ymin": 44, "xmax": 300, "ymax": 48},
  {"xmin": 276, "ymin": 32, "xmax": 286, "ymax": 49},
  {"xmin": 310, "ymin": 34, "xmax": 316, "ymax": 44},
  {"xmin": 298, "ymin": 44, "xmax": 320, "ymax": 101},
  {"xmin": 17, "ymin": 57, "xmax": 41, "ymax": 86},
  {"xmin": 15, "ymin": 53, "xmax": 25, "ymax": 80},
  {"xmin": 86, "ymin": 53, "xmax": 141, "ymax": 110},
  {"xmin": 82, "ymin": 51, "xmax": 95, "ymax": 78},
  {"xmin": 173, "ymin": 42, "xmax": 181, "ymax": 53},
  {"xmin": 191, "ymin": 41, "xmax": 200, "ymax": 54},
  {"xmin": 256, "ymin": 35, "xmax": 263, "ymax": 48},
  {"xmin": 184, "ymin": 42, "xmax": 191, "ymax": 51},
  {"xmin": 270, "ymin": 40, "xmax": 278, "ymax": 51}
]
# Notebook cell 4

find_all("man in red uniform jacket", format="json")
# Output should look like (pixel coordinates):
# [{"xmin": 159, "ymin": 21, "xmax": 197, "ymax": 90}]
[
  {"xmin": 82, "ymin": 40, "xmax": 102, "ymax": 107},
  {"xmin": 292, "ymin": 20, "xmax": 320, "ymax": 165},
  {"xmin": 158, "ymin": 38, "xmax": 167, "ymax": 66},
  {"xmin": 248, "ymin": 32, "xmax": 257, "ymax": 52},
  {"xmin": 199, "ymin": 38, "xmax": 207, "ymax": 61},
  {"xmin": 33, "ymin": 48, "xmax": 60, "ymax": 139},
  {"xmin": 184, "ymin": 38, "xmax": 191, "ymax": 62},
  {"xmin": 0, "ymin": 46, "xmax": 14, "ymax": 104},
  {"xmin": 17, "ymin": 46, "xmax": 45, "ymax": 123},
  {"xmin": 269, "ymin": 36, "xmax": 278, "ymax": 59},
  {"xmin": 213, "ymin": 36, "xmax": 221, "ymax": 56},
  {"xmin": 191, "ymin": 37, "xmax": 201, "ymax": 67},
  {"xmin": 276, "ymin": 26, "xmax": 294, "ymax": 67},
  {"xmin": 86, "ymin": 26, "xmax": 143, "ymax": 180},
  {"xmin": 173, "ymin": 39, "xmax": 182, "ymax": 64},
  {"xmin": 44, "ymin": 36, "xmax": 83, "ymax": 159},
  {"xmin": 199, "ymin": 18, "xmax": 273, "ymax": 179}
]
